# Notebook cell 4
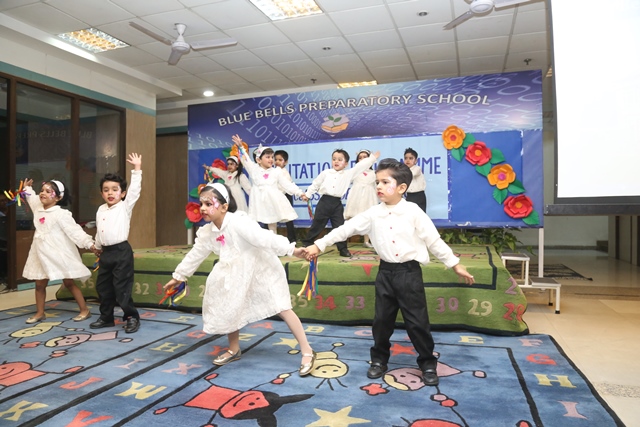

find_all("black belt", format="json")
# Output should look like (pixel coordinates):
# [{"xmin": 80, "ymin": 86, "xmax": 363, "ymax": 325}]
[
  {"xmin": 101, "ymin": 241, "xmax": 130, "ymax": 252},
  {"xmin": 379, "ymin": 260, "xmax": 420, "ymax": 271}
]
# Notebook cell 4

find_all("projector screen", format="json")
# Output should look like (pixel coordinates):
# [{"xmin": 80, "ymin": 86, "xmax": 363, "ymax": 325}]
[{"xmin": 549, "ymin": 0, "xmax": 640, "ymax": 214}]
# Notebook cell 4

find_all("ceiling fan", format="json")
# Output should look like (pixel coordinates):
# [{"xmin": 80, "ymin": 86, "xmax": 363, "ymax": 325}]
[
  {"xmin": 444, "ymin": 0, "xmax": 533, "ymax": 30},
  {"xmin": 129, "ymin": 22, "xmax": 237, "ymax": 65}
]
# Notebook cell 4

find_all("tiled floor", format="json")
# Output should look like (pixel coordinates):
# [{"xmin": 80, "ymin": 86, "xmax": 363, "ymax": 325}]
[{"xmin": 1, "ymin": 248, "xmax": 638, "ymax": 425}]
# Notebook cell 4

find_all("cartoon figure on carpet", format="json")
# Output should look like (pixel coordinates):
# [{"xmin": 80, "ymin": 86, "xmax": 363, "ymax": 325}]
[
  {"xmin": 153, "ymin": 372, "xmax": 312, "ymax": 426},
  {"xmin": 0, "ymin": 359, "xmax": 82, "ymax": 392},
  {"xmin": 2, "ymin": 321, "xmax": 63, "ymax": 345},
  {"xmin": 305, "ymin": 343, "xmax": 349, "ymax": 390}
]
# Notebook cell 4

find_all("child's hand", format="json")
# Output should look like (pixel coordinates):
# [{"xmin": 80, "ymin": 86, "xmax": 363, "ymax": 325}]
[
  {"xmin": 231, "ymin": 134, "xmax": 244, "ymax": 147},
  {"xmin": 304, "ymin": 245, "xmax": 320, "ymax": 261},
  {"xmin": 127, "ymin": 153, "xmax": 142, "ymax": 170},
  {"xmin": 164, "ymin": 279, "xmax": 180, "ymax": 291},
  {"xmin": 202, "ymin": 164, "xmax": 211, "ymax": 170},
  {"xmin": 372, "ymin": 150, "xmax": 381, "ymax": 159},
  {"xmin": 292, "ymin": 247, "xmax": 306, "ymax": 259},
  {"xmin": 453, "ymin": 264, "xmax": 475, "ymax": 285},
  {"xmin": 24, "ymin": 178, "xmax": 34, "ymax": 188},
  {"xmin": 300, "ymin": 194, "xmax": 309, "ymax": 202}
]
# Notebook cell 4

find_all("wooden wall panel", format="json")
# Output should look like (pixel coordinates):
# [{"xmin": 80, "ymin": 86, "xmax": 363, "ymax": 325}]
[
  {"xmin": 156, "ymin": 134, "xmax": 188, "ymax": 246},
  {"xmin": 125, "ymin": 110, "xmax": 156, "ymax": 249}
]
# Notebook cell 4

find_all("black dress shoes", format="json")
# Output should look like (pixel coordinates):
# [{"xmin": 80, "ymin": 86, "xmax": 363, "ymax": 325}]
[
  {"xmin": 422, "ymin": 368, "xmax": 439, "ymax": 386},
  {"xmin": 125, "ymin": 317, "xmax": 140, "ymax": 333},
  {"xmin": 339, "ymin": 248, "xmax": 352, "ymax": 257},
  {"xmin": 90, "ymin": 319, "xmax": 115, "ymax": 329},
  {"xmin": 367, "ymin": 362, "xmax": 388, "ymax": 379}
]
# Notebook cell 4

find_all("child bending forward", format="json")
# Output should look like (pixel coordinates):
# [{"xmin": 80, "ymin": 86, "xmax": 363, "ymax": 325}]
[
  {"xmin": 164, "ymin": 183, "xmax": 316, "ymax": 375},
  {"xmin": 305, "ymin": 158, "xmax": 474, "ymax": 386}
]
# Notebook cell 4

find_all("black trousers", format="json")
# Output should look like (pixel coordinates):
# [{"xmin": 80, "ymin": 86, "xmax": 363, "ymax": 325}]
[
  {"xmin": 406, "ymin": 191, "xmax": 427, "ymax": 212},
  {"xmin": 95, "ymin": 241, "xmax": 139, "ymax": 321},
  {"xmin": 302, "ymin": 195, "xmax": 347, "ymax": 251},
  {"xmin": 370, "ymin": 260, "xmax": 437, "ymax": 371},
  {"xmin": 284, "ymin": 193, "xmax": 297, "ymax": 243}
]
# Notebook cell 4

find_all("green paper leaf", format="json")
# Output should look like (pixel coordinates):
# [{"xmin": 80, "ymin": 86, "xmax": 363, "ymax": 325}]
[
  {"xmin": 222, "ymin": 148, "xmax": 231, "ymax": 158},
  {"xmin": 462, "ymin": 133, "xmax": 476, "ymax": 148},
  {"xmin": 451, "ymin": 147, "xmax": 464, "ymax": 161},
  {"xmin": 523, "ymin": 211, "xmax": 540, "ymax": 225},
  {"xmin": 493, "ymin": 188, "xmax": 508, "ymax": 204},
  {"xmin": 490, "ymin": 149, "xmax": 505, "ymax": 164},
  {"xmin": 475, "ymin": 163, "xmax": 491, "ymax": 176},
  {"xmin": 508, "ymin": 180, "xmax": 526, "ymax": 194},
  {"xmin": 184, "ymin": 218, "xmax": 193, "ymax": 229},
  {"xmin": 189, "ymin": 187, "xmax": 201, "ymax": 198}
]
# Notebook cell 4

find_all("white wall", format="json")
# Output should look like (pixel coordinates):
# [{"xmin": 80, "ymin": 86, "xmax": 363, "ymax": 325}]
[{"xmin": 0, "ymin": 34, "xmax": 157, "ymax": 111}]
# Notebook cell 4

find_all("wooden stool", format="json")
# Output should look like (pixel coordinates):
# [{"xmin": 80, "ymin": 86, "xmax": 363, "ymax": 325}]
[
  {"xmin": 501, "ymin": 252, "xmax": 530, "ymax": 285},
  {"xmin": 528, "ymin": 277, "xmax": 561, "ymax": 314}
]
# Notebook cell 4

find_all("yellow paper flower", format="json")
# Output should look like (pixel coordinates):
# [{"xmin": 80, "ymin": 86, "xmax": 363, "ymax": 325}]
[
  {"xmin": 487, "ymin": 164, "xmax": 516, "ymax": 189},
  {"xmin": 442, "ymin": 125, "xmax": 466, "ymax": 149}
]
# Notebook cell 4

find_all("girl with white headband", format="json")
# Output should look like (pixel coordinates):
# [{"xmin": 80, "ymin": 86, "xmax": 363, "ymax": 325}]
[
  {"xmin": 164, "ymin": 182, "xmax": 317, "ymax": 376},
  {"xmin": 21, "ymin": 178, "xmax": 96, "ymax": 324},
  {"xmin": 202, "ymin": 155, "xmax": 251, "ymax": 212}
]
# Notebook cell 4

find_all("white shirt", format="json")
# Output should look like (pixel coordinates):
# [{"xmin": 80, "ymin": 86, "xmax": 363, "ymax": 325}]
[
  {"xmin": 305, "ymin": 155, "xmax": 376, "ymax": 198},
  {"xmin": 277, "ymin": 166, "xmax": 294, "ymax": 193},
  {"xmin": 315, "ymin": 199, "xmax": 459, "ymax": 267},
  {"xmin": 407, "ymin": 165, "xmax": 426, "ymax": 192},
  {"xmin": 95, "ymin": 170, "xmax": 142, "ymax": 249}
]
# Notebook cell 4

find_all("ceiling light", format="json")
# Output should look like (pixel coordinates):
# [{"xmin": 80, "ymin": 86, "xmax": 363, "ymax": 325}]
[
  {"xmin": 338, "ymin": 81, "xmax": 378, "ymax": 89},
  {"xmin": 203, "ymin": 90, "xmax": 214, "ymax": 97},
  {"xmin": 57, "ymin": 28, "xmax": 129, "ymax": 53},
  {"xmin": 249, "ymin": 0, "xmax": 322, "ymax": 21}
]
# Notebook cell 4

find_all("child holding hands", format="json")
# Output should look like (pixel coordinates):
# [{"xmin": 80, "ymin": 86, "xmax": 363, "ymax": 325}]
[
  {"xmin": 164, "ymin": 183, "xmax": 316, "ymax": 375},
  {"xmin": 305, "ymin": 158, "xmax": 474, "ymax": 386},
  {"xmin": 232, "ymin": 134, "xmax": 307, "ymax": 233},
  {"xmin": 302, "ymin": 149, "xmax": 379, "ymax": 257},
  {"xmin": 90, "ymin": 153, "xmax": 143, "ymax": 333},
  {"xmin": 22, "ymin": 178, "xmax": 95, "ymax": 323}
]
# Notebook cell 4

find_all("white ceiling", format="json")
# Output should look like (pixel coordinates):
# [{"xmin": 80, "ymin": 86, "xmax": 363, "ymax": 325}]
[{"xmin": 0, "ymin": 0, "xmax": 552, "ymax": 112}]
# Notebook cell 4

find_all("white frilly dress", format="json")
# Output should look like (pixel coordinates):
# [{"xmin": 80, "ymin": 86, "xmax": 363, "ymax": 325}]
[
  {"xmin": 209, "ymin": 167, "xmax": 252, "ymax": 212},
  {"xmin": 240, "ymin": 157, "xmax": 303, "ymax": 224},
  {"xmin": 344, "ymin": 168, "xmax": 378, "ymax": 219},
  {"xmin": 171, "ymin": 211, "xmax": 295, "ymax": 335},
  {"xmin": 22, "ymin": 186, "xmax": 94, "ymax": 282}
]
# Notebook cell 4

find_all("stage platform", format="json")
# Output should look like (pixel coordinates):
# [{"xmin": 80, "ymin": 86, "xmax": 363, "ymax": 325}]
[{"xmin": 56, "ymin": 244, "xmax": 529, "ymax": 336}]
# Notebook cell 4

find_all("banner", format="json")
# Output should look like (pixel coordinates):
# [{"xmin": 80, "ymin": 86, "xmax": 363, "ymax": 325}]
[{"xmin": 188, "ymin": 71, "xmax": 543, "ymax": 228}]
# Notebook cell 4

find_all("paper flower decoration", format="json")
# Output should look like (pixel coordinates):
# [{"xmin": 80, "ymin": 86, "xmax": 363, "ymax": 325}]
[
  {"xmin": 185, "ymin": 202, "xmax": 202, "ymax": 223},
  {"xmin": 503, "ymin": 195, "xmax": 534, "ymax": 219},
  {"xmin": 442, "ymin": 125, "xmax": 539, "ymax": 225},
  {"xmin": 442, "ymin": 125, "xmax": 465, "ymax": 150},
  {"xmin": 229, "ymin": 141, "xmax": 248, "ymax": 159},
  {"xmin": 487, "ymin": 164, "xmax": 516, "ymax": 190},
  {"xmin": 465, "ymin": 141, "xmax": 492, "ymax": 166}
]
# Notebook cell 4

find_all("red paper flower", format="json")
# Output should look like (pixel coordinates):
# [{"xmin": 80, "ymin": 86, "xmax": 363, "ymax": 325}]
[
  {"xmin": 442, "ymin": 125, "xmax": 465, "ymax": 150},
  {"xmin": 212, "ymin": 159, "xmax": 227, "ymax": 170},
  {"xmin": 465, "ymin": 141, "xmax": 492, "ymax": 165},
  {"xmin": 503, "ymin": 195, "xmax": 533, "ymax": 218},
  {"xmin": 487, "ymin": 164, "xmax": 516, "ymax": 189},
  {"xmin": 185, "ymin": 202, "xmax": 202, "ymax": 223}
]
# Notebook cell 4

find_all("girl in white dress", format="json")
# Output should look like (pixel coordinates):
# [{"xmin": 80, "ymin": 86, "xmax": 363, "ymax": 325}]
[
  {"xmin": 22, "ymin": 178, "xmax": 96, "ymax": 324},
  {"xmin": 344, "ymin": 149, "xmax": 378, "ymax": 247},
  {"xmin": 163, "ymin": 183, "xmax": 316, "ymax": 375},
  {"xmin": 203, "ymin": 156, "xmax": 251, "ymax": 212},
  {"xmin": 231, "ymin": 134, "xmax": 307, "ymax": 233}
]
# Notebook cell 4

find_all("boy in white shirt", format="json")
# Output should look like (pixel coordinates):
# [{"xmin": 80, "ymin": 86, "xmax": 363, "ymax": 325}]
[
  {"xmin": 304, "ymin": 158, "xmax": 474, "ymax": 386},
  {"xmin": 404, "ymin": 147, "xmax": 427, "ymax": 212},
  {"xmin": 90, "ymin": 153, "xmax": 142, "ymax": 333},
  {"xmin": 302, "ymin": 149, "xmax": 379, "ymax": 257}
]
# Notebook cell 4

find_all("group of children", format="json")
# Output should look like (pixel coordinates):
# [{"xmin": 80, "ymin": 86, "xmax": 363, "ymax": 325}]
[{"xmin": 20, "ymin": 135, "xmax": 474, "ymax": 386}]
